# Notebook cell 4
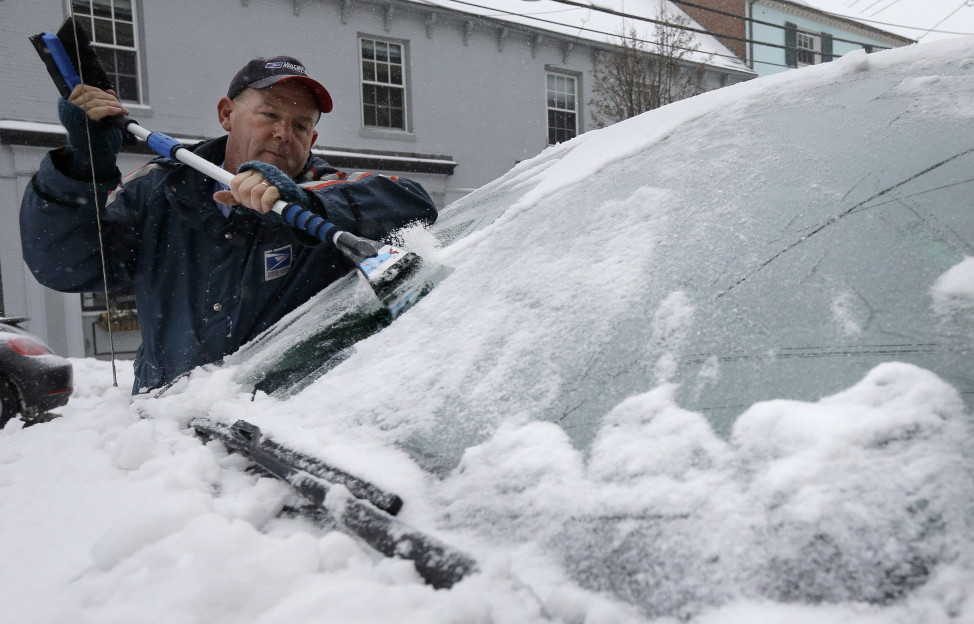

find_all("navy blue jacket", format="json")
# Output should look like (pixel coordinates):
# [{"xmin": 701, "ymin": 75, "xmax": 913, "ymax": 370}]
[{"xmin": 21, "ymin": 137, "xmax": 437, "ymax": 392}]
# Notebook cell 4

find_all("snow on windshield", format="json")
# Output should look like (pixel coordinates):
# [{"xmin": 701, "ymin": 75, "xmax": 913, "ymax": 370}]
[
  {"xmin": 2, "ymin": 37, "xmax": 974, "ymax": 623},
  {"xmin": 229, "ymin": 36, "xmax": 974, "ymax": 464}
]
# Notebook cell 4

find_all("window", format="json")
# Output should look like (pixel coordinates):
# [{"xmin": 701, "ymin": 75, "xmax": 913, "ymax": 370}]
[
  {"xmin": 796, "ymin": 31, "xmax": 820, "ymax": 66},
  {"xmin": 547, "ymin": 72, "xmax": 578, "ymax": 145},
  {"xmin": 82, "ymin": 287, "xmax": 136, "ymax": 313},
  {"xmin": 360, "ymin": 37, "xmax": 407, "ymax": 131},
  {"xmin": 70, "ymin": 0, "xmax": 142, "ymax": 103}
]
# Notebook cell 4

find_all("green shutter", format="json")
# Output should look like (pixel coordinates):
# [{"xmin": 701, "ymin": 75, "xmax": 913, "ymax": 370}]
[
  {"xmin": 785, "ymin": 22, "xmax": 797, "ymax": 68},
  {"xmin": 821, "ymin": 33, "xmax": 833, "ymax": 63}
]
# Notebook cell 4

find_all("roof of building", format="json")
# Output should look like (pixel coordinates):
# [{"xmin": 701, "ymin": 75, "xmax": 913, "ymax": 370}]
[
  {"xmin": 764, "ymin": 0, "xmax": 916, "ymax": 45},
  {"xmin": 413, "ymin": 0, "xmax": 755, "ymax": 73}
]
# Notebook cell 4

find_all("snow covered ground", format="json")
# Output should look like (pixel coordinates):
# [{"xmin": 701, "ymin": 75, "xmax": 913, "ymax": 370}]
[
  {"xmin": 3, "ymin": 356, "xmax": 973, "ymax": 622},
  {"xmin": 3, "ymin": 37, "xmax": 974, "ymax": 623}
]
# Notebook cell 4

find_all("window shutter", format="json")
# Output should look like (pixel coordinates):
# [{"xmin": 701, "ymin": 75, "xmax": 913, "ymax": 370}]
[
  {"xmin": 785, "ymin": 22, "xmax": 798, "ymax": 68},
  {"xmin": 821, "ymin": 33, "xmax": 834, "ymax": 63}
]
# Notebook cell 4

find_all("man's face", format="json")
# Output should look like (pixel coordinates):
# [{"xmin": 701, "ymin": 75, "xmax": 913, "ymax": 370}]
[{"xmin": 218, "ymin": 81, "xmax": 320, "ymax": 178}]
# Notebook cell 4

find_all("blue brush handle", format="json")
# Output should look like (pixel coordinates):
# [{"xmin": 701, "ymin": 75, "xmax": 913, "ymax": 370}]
[{"xmin": 41, "ymin": 33, "xmax": 81, "ymax": 91}]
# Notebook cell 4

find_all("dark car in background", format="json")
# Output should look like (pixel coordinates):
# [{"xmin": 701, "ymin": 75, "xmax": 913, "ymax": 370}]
[{"xmin": 0, "ymin": 318, "xmax": 72, "ymax": 426}]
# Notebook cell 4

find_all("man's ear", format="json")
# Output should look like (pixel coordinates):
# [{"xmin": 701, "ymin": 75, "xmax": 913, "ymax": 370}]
[
  {"xmin": 217, "ymin": 96, "xmax": 234, "ymax": 132},
  {"xmin": 311, "ymin": 129, "xmax": 318, "ymax": 146}
]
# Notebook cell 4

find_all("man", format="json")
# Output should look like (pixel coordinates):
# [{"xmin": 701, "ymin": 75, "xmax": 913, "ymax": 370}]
[{"xmin": 21, "ymin": 57, "xmax": 437, "ymax": 392}]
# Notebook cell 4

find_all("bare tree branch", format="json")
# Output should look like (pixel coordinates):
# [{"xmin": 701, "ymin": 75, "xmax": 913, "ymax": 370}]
[{"xmin": 589, "ymin": 3, "xmax": 713, "ymax": 129}]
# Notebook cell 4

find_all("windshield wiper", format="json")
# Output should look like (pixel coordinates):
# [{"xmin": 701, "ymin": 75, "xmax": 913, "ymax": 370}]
[{"xmin": 191, "ymin": 416, "xmax": 477, "ymax": 589}]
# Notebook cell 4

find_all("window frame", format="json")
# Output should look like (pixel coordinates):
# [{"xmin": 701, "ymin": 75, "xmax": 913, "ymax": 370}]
[
  {"xmin": 796, "ymin": 30, "xmax": 821, "ymax": 67},
  {"xmin": 359, "ymin": 35, "xmax": 410, "ymax": 133},
  {"xmin": 67, "ymin": 0, "xmax": 145, "ymax": 105},
  {"xmin": 546, "ymin": 70, "xmax": 579, "ymax": 146}
]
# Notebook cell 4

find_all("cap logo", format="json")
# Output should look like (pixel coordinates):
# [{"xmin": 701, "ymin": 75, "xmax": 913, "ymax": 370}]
[{"xmin": 264, "ymin": 60, "xmax": 308, "ymax": 75}]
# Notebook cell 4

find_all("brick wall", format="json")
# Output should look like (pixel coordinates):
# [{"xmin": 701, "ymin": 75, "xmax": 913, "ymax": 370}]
[{"xmin": 679, "ymin": 0, "xmax": 747, "ymax": 61}]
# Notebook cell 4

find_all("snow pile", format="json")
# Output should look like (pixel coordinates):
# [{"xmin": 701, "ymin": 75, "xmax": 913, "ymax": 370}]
[
  {"xmin": 932, "ymin": 256, "xmax": 974, "ymax": 314},
  {"xmin": 440, "ymin": 364, "xmax": 974, "ymax": 619}
]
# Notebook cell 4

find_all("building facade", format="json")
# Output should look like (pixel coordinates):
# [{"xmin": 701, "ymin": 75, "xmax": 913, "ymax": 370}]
[
  {"xmin": 1, "ymin": 0, "xmax": 752, "ymax": 360},
  {"xmin": 680, "ymin": 0, "xmax": 913, "ymax": 76}
]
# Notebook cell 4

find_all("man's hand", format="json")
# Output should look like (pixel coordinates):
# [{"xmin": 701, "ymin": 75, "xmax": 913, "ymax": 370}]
[
  {"xmin": 213, "ymin": 170, "xmax": 280, "ymax": 214},
  {"xmin": 67, "ymin": 84, "xmax": 129, "ymax": 121},
  {"xmin": 57, "ymin": 84, "xmax": 125, "ymax": 180},
  {"xmin": 214, "ymin": 160, "xmax": 314, "ymax": 217}
]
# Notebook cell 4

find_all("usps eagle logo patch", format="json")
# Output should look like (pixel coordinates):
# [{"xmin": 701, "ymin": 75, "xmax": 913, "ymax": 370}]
[{"xmin": 264, "ymin": 245, "xmax": 292, "ymax": 281}]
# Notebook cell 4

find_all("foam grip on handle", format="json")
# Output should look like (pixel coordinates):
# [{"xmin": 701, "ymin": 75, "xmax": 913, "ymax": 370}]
[{"xmin": 281, "ymin": 203, "xmax": 335, "ymax": 242}]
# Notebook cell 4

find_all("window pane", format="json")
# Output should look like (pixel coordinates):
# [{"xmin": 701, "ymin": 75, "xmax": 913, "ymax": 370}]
[
  {"xmin": 389, "ymin": 89, "xmax": 403, "ymax": 108},
  {"xmin": 72, "ymin": 1, "xmax": 93, "ymax": 17},
  {"xmin": 391, "ymin": 65, "xmax": 402, "ymax": 85},
  {"xmin": 377, "ymin": 63, "xmax": 389, "ymax": 84},
  {"xmin": 375, "ymin": 42, "xmax": 388, "ymax": 63},
  {"xmin": 116, "ymin": 21, "xmax": 134, "ymax": 47},
  {"xmin": 361, "ymin": 39, "xmax": 374, "ymax": 60},
  {"xmin": 364, "ymin": 105, "xmax": 377, "ymax": 127},
  {"xmin": 93, "ymin": 17, "xmax": 114, "ymax": 44},
  {"xmin": 114, "ymin": 0, "xmax": 133, "ymax": 20},
  {"xmin": 389, "ymin": 44, "xmax": 402, "ymax": 64},
  {"xmin": 117, "ymin": 49, "xmax": 136, "ymax": 75},
  {"xmin": 74, "ymin": 15, "xmax": 94, "ymax": 42},
  {"xmin": 99, "ymin": 47, "xmax": 117, "ymax": 73},
  {"xmin": 92, "ymin": 0, "xmax": 113, "ymax": 18},
  {"xmin": 117, "ymin": 75, "xmax": 138, "ymax": 101},
  {"xmin": 362, "ymin": 60, "xmax": 375, "ymax": 82},
  {"xmin": 363, "ymin": 84, "xmax": 376, "ymax": 105}
]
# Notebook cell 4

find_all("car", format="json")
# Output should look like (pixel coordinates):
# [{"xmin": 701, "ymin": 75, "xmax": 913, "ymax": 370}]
[
  {"xmin": 0, "ymin": 317, "xmax": 73, "ymax": 426},
  {"xmin": 142, "ymin": 39, "xmax": 974, "ymax": 620}
]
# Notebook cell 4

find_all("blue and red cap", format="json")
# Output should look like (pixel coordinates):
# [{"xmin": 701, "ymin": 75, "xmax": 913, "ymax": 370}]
[{"xmin": 228, "ymin": 56, "xmax": 333, "ymax": 113}]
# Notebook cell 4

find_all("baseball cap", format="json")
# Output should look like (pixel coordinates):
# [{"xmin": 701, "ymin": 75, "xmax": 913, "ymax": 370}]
[{"xmin": 227, "ymin": 56, "xmax": 333, "ymax": 113}]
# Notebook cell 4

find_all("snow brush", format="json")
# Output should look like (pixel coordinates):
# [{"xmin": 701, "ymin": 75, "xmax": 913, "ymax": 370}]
[{"xmin": 30, "ymin": 18, "xmax": 422, "ymax": 301}]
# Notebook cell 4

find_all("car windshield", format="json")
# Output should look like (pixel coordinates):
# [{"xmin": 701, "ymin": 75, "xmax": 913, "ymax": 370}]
[
  {"xmin": 225, "ymin": 42, "xmax": 973, "ymax": 466},
  {"xmin": 150, "ymin": 39, "xmax": 974, "ymax": 619}
]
